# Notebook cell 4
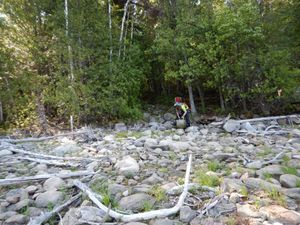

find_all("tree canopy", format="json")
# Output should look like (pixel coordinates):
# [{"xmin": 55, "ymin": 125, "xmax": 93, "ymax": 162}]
[{"xmin": 0, "ymin": 0, "xmax": 299, "ymax": 131}]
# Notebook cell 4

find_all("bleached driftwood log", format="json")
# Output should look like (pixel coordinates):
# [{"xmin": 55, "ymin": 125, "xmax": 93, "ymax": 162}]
[
  {"xmin": 28, "ymin": 193, "xmax": 82, "ymax": 225},
  {"xmin": 235, "ymin": 115, "xmax": 298, "ymax": 123},
  {"xmin": 1, "ymin": 129, "xmax": 90, "ymax": 144},
  {"xmin": 9, "ymin": 148, "xmax": 104, "ymax": 162},
  {"xmin": 74, "ymin": 154, "xmax": 192, "ymax": 222},
  {"xmin": 0, "ymin": 171, "xmax": 95, "ymax": 186},
  {"xmin": 16, "ymin": 156, "xmax": 79, "ymax": 167}
]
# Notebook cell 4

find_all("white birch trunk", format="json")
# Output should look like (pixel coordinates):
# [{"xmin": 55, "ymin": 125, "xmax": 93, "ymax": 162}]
[
  {"xmin": 188, "ymin": 84, "xmax": 197, "ymax": 114},
  {"xmin": 64, "ymin": 0, "xmax": 74, "ymax": 81},
  {"xmin": 130, "ymin": 0, "xmax": 137, "ymax": 41},
  {"xmin": 108, "ymin": 0, "xmax": 113, "ymax": 66},
  {"xmin": 118, "ymin": 0, "xmax": 130, "ymax": 58}
]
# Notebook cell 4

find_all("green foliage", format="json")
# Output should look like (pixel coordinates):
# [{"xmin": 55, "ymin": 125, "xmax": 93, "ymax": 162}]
[
  {"xmin": 296, "ymin": 180, "xmax": 300, "ymax": 188},
  {"xmin": 240, "ymin": 186, "xmax": 248, "ymax": 197},
  {"xmin": 149, "ymin": 185, "xmax": 167, "ymax": 202},
  {"xmin": 142, "ymin": 201, "xmax": 153, "ymax": 212},
  {"xmin": 207, "ymin": 160, "xmax": 222, "ymax": 172},
  {"xmin": 257, "ymin": 146, "xmax": 273, "ymax": 157},
  {"xmin": 266, "ymin": 188, "xmax": 287, "ymax": 207},
  {"xmin": 282, "ymin": 166, "xmax": 298, "ymax": 176},
  {"xmin": 90, "ymin": 179, "xmax": 118, "ymax": 208},
  {"xmin": 195, "ymin": 170, "xmax": 220, "ymax": 187}
]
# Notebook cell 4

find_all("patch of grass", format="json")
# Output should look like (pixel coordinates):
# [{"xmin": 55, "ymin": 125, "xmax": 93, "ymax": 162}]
[
  {"xmin": 158, "ymin": 167, "xmax": 168, "ymax": 173},
  {"xmin": 262, "ymin": 172, "xmax": 274, "ymax": 181},
  {"xmin": 20, "ymin": 206, "xmax": 29, "ymax": 216},
  {"xmin": 240, "ymin": 186, "xmax": 248, "ymax": 197},
  {"xmin": 115, "ymin": 131, "xmax": 128, "ymax": 139},
  {"xmin": 296, "ymin": 180, "xmax": 300, "ymax": 188},
  {"xmin": 207, "ymin": 160, "xmax": 222, "ymax": 172},
  {"xmin": 195, "ymin": 170, "xmax": 220, "ymax": 187},
  {"xmin": 257, "ymin": 146, "xmax": 273, "ymax": 157},
  {"xmin": 169, "ymin": 152, "xmax": 177, "ymax": 161},
  {"xmin": 129, "ymin": 131, "xmax": 143, "ymax": 139},
  {"xmin": 142, "ymin": 200, "xmax": 153, "ymax": 212},
  {"xmin": 177, "ymin": 177, "xmax": 184, "ymax": 185},
  {"xmin": 282, "ymin": 166, "xmax": 298, "ymax": 175},
  {"xmin": 267, "ymin": 188, "xmax": 287, "ymax": 207},
  {"xmin": 90, "ymin": 179, "xmax": 118, "ymax": 208},
  {"xmin": 254, "ymin": 197, "xmax": 261, "ymax": 209},
  {"xmin": 149, "ymin": 185, "xmax": 167, "ymax": 202},
  {"xmin": 226, "ymin": 216, "xmax": 237, "ymax": 225},
  {"xmin": 282, "ymin": 155, "xmax": 291, "ymax": 166},
  {"xmin": 47, "ymin": 202, "xmax": 55, "ymax": 211}
]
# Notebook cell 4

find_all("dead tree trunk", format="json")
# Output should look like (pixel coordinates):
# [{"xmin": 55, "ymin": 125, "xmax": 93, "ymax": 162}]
[
  {"xmin": 219, "ymin": 87, "xmax": 225, "ymax": 111},
  {"xmin": 196, "ymin": 85, "xmax": 205, "ymax": 113},
  {"xmin": 188, "ymin": 84, "xmax": 197, "ymax": 114},
  {"xmin": 0, "ymin": 101, "xmax": 3, "ymax": 122},
  {"xmin": 108, "ymin": 0, "xmax": 113, "ymax": 68},
  {"xmin": 64, "ymin": 0, "xmax": 74, "ymax": 81},
  {"xmin": 35, "ymin": 92, "xmax": 48, "ymax": 133}
]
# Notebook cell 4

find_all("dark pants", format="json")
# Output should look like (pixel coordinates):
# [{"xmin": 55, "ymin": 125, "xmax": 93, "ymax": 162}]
[{"xmin": 184, "ymin": 110, "xmax": 191, "ymax": 127}]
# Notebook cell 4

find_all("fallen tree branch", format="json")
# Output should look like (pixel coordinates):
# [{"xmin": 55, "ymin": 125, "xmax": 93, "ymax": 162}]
[
  {"xmin": 28, "ymin": 193, "xmax": 82, "ymax": 225},
  {"xmin": 0, "ymin": 171, "xmax": 95, "ymax": 186},
  {"xmin": 16, "ymin": 156, "xmax": 79, "ymax": 167},
  {"xmin": 236, "ymin": 115, "xmax": 299, "ymax": 123},
  {"xmin": 74, "ymin": 154, "xmax": 192, "ymax": 222},
  {"xmin": 1, "ymin": 129, "xmax": 91, "ymax": 143},
  {"xmin": 262, "ymin": 151, "xmax": 286, "ymax": 165},
  {"xmin": 9, "ymin": 148, "xmax": 104, "ymax": 162}
]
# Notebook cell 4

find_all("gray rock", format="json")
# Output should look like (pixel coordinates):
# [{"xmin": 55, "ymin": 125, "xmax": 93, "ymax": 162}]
[
  {"xmin": 142, "ymin": 173, "xmax": 163, "ymax": 185},
  {"xmin": 223, "ymin": 120, "xmax": 240, "ymax": 132},
  {"xmin": 25, "ymin": 185, "xmax": 38, "ymax": 194},
  {"xmin": 185, "ymin": 126, "xmax": 198, "ymax": 133},
  {"xmin": 0, "ymin": 150, "xmax": 13, "ymax": 157},
  {"xmin": 5, "ymin": 214, "xmax": 29, "ymax": 224},
  {"xmin": 150, "ymin": 218, "xmax": 174, "ymax": 225},
  {"xmin": 125, "ymin": 223, "xmax": 148, "ymax": 225},
  {"xmin": 237, "ymin": 203, "xmax": 261, "ymax": 218},
  {"xmin": 119, "ymin": 193, "xmax": 155, "ymax": 211},
  {"xmin": 43, "ymin": 177, "xmax": 66, "ymax": 191},
  {"xmin": 256, "ymin": 165, "xmax": 284, "ymax": 178},
  {"xmin": 287, "ymin": 159, "xmax": 300, "ymax": 169},
  {"xmin": 35, "ymin": 190, "xmax": 64, "ymax": 207},
  {"xmin": 241, "ymin": 122, "xmax": 256, "ymax": 132},
  {"xmin": 80, "ymin": 206, "xmax": 105, "ymax": 222},
  {"xmin": 28, "ymin": 207, "xmax": 43, "ymax": 217},
  {"xmin": 0, "ymin": 211, "xmax": 17, "ymax": 220},
  {"xmin": 61, "ymin": 208, "xmax": 79, "ymax": 225},
  {"xmin": 244, "ymin": 178, "xmax": 281, "ymax": 192},
  {"xmin": 159, "ymin": 140, "xmax": 190, "ymax": 152},
  {"xmin": 284, "ymin": 188, "xmax": 300, "ymax": 199},
  {"xmin": 53, "ymin": 143, "xmax": 81, "ymax": 156},
  {"xmin": 246, "ymin": 161, "xmax": 263, "ymax": 169},
  {"xmin": 6, "ymin": 189, "xmax": 28, "ymax": 204},
  {"xmin": 279, "ymin": 174, "xmax": 300, "ymax": 188},
  {"xmin": 7, "ymin": 199, "xmax": 31, "ymax": 212},
  {"xmin": 163, "ymin": 113, "xmax": 175, "ymax": 121},
  {"xmin": 260, "ymin": 205, "xmax": 300, "ymax": 225},
  {"xmin": 115, "ymin": 122, "xmax": 127, "ymax": 131},
  {"xmin": 108, "ymin": 183, "xmax": 127, "ymax": 196},
  {"xmin": 179, "ymin": 206, "xmax": 196, "ymax": 223},
  {"xmin": 115, "ymin": 156, "xmax": 139, "ymax": 177}
]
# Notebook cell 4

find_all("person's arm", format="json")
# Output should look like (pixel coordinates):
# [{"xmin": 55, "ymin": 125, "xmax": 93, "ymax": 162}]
[
  {"xmin": 181, "ymin": 106, "xmax": 187, "ymax": 119},
  {"xmin": 176, "ymin": 109, "xmax": 180, "ymax": 119}
]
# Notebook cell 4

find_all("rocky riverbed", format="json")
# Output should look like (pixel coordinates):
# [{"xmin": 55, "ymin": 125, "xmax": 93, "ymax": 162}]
[{"xmin": 0, "ymin": 113, "xmax": 300, "ymax": 225}]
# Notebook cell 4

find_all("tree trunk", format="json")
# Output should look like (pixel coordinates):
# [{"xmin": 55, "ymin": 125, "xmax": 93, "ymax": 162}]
[
  {"xmin": 219, "ymin": 87, "xmax": 225, "ymax": 111},
  {"xmin": 108, "ymin": 0, "xmax": 113, "ymax": 68},
  {"xmin": 196, "ymin": 85, "xmax": 205, "ymax": 113},
  {"xmin": 118, "ymin": 0, "xmax": 130, "ymax": 58},
  {"xmin": 0, "ymin": 101, "xmax": 3, "ymax": 122},
  {"xmin": 64, "ymin": 0, "xmax": 74, "ymax": 81},
  {"xmin": 187, "ymin": 84, "xmax": 197, "ymax": 114},
  {"xmin": 35, "ymin": 92, "xmax": 48, "ymax": 133}
]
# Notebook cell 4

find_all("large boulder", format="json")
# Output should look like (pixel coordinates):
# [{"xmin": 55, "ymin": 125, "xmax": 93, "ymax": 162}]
[
  {"xmin": 35, "ymin": 190, "xmax": 64, "ymax": 207},
  {"xmin": 256, "ymin": 165, "xmax": 284, "ymax": 178},
  {"xmin": 244, "ymin": 178, "xmax": 281, "ymax": 192},
  {"xmin": 259, "ymin": 205, "xmax": 300, "ymax": 225},
  {"xmin": 0, "ymin": 150, "xmax": 13, "ymax": 157},
  {"xmin": 283, "ymin": 188, "xmax": 300, "ymax": 200},
  {"xmin": 5, "ymin": 214, "xmax": 29, "ymax": 225},
  {"xmin": 119, "ymin": 193, "xmax": 155, "ymax": 211},
  {"xmin": 5, "ymin": 189, "xmax": 28, "ymax": 204},
  {"xmin": 279, "ymin": 174, "xmax": 300, "ymax": 188},
  {"xmin": 179, "ymin": 206, "xmax": 197, "ymax": 223},
  {"xmin": 158, "ymin": 140, "xmax": 190, "ymax": 152},
  {"xmin": 163, "ymin": 113, "xmax": 175, "ymax": 121},
  {"xmin": 223, "ymin": 120, "xmax": 240, "ymax": 132},
  {"xmin": 43, "ymin": 177, "xmax": 66, "ymax": 191},
  {"xmin": 115, "ymin": 123, "xmax": 127, "ymax": 131},
  {"xmin": 115, "ymin": 156, "xmax": 139, "ymax": 177},
  {"xmin": 53, "ymin": 143, "xmax": 81, "ymax": 156}
]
